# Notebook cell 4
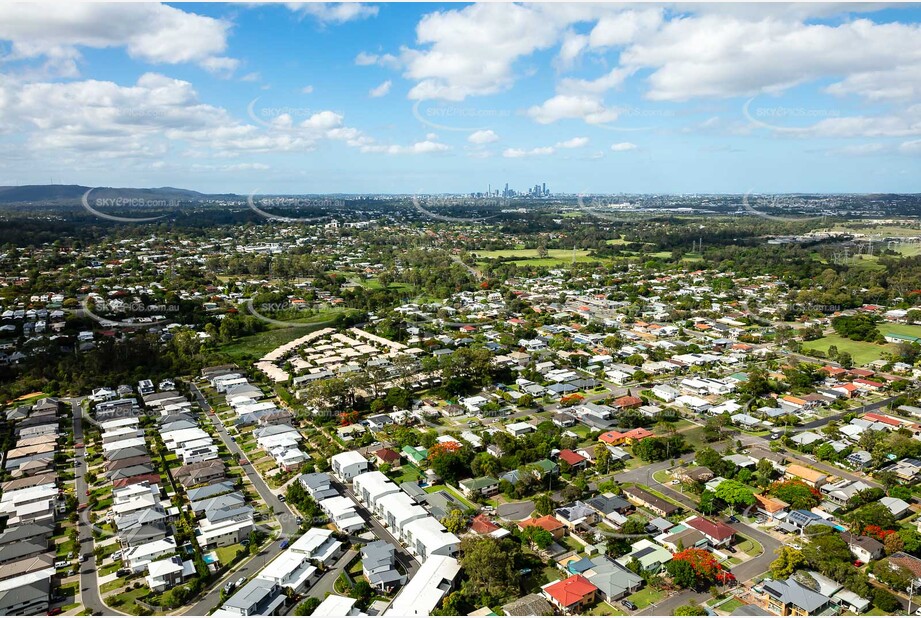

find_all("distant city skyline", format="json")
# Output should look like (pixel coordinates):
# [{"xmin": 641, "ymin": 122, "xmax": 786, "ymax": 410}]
[{"xmin": 0, "ymin": 3, "xmax": 919, "ymax": 194}]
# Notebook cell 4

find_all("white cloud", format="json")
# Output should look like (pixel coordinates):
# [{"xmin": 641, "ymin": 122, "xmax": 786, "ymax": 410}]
[
  {"xmin": 286, "ymin": 3, "xmax": 378, "ymax": 24},
  {"xmin": 355, "ymin": 51, "xmax": 401, "ymax": 68},
  {"xmin": 301, "ymin": 85, "xmax": 314, "ymax": 94},
  {"xmin": 240, "ymin": 72, "xmax": 261, "ymax": 83},
  {"xmin": 369, "ymin": 80, "xmax": 392, "ymax": 98},
  {"xmin": 361, "ymin": 139, "xmax": 450, "ymax": 155},
  {"xmin": 468, "ymin": 129, "xmax": 499, "ymax": 144},
  {"xmin": 0, "ymin": 3, "xmax": 236, "ymax": 74},
  {"xmin": 502, "ymin": 146, "xmax": 555, "ymax": 158},
  {"xmin": 527, "ymin": 95, "xmax": 619, "ymax": 125},
  {"xmin": 555, "ymin": 137, "xmax": 589, "ymax": 149},
  {"xmin": 402, "ymin": 3, "xmax": 564, "ymax": 100},
  {"xmin": 611, "ymin": 142, "xmax": 637, "ymax": 151}
]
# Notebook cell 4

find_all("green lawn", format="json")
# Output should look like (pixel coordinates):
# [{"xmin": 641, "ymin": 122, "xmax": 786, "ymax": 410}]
[
  {"xmin": 215, "ymin": 543, "xmax": 245, "ymax": 566},
  {"xmin": 880, "ymin": 322, "xmax": 921, "ymax": 339},
  {"xmin": 626, "ymin": 587, "xmax": 666, "ymax": 609},
  {"xmin": 474, "ymin": 248, "xmax": 605, "ymax": 267},
  {"xmin": 387, "ymin": 465, "xmax": 423, "ymax": 484},
  {"xmin": 803, "ymin": 334, "xmax": 895, "ymax": 366},
  {"xmin": 714, "ymin": 597, "xmax": 745, "ymax": 613},
  {"xmin": 423, "ymin": 485, "xmax": 477, "ymax": 510},
  {"xmin": 216, "ymin": 310, "xmax": 354, "ymax": 361},
  {"xmin": 736, "ymin": 535, "xmax": 763, "ymax": 557}
]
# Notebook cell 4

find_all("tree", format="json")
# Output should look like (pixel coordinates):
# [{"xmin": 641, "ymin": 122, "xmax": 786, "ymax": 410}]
[
  {"xmin": 595, "ymin": 443, "xmax": 612, "ymax": 475},
  {"xmin": 674, "ymin": 604, "xmax": 708, "ymax": 616},
  {"xmin": 770, "ymin": 480, "xmax": 821, "ymax": 510},
  {"xmin": 698, "ymin": 490, "xmax": 718, "ymax": 515},
  {"xmin": 441, "ymin": 509, "xmax": 468, "ymax": 534},
  {"xmin": 770, "ymin": 546, "xmax": 805, "ymax": 579},
  {"xmin": 666, "ymin": 549, "xmax": 734, "ymax": 589},
  {"xmin": 714, "ymin": 479, "xmax": 755, "ymax": 510},
  {"xmin": 534, "ymin": 493, "xmax": 555, "ymax": 516},
  {"xmin": 471, "ymin": 452, "xmax": 500, "ymax": 478},
  {"xmin": 846, "ymin": 502, "xmax": 896, "ymax": 535},
  {"xmin": 885, "ymin": 533, "xmax": 905, "ymax": 556},
  {"xmin": 294, "ymin": 598, "xmax": 321, "ymax": 616},
  {"xmin": 523, "ymin": 526, "xmax": 554, "ymax": 550},
  {"xmin": 459, "ymin": 537, "xmax": 521, "ymax": 601},
  {"xmin": 873, "ymin": 588, "xmax": 902, "ymax": 613},
  {"xmin": 802, "ymin": 532, "xmax": 854, "ymax": 577}
]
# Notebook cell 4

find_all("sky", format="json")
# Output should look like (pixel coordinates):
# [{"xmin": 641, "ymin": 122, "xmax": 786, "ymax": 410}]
[{"xmin": 0, "ymin": 2, "xmax": 919, "ymax": 194}]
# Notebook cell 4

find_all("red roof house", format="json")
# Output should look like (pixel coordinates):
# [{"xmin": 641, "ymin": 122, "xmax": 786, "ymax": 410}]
[
  {"xmin": 558, "ymin": 449, "xmax": 588, "ymax": 469},
  {"xmin": 685, "ymin": 516, "xmax": 736, "ymax": 547},
  {"xmin": 542, "ymin": 575, "xmax": 599, "ymax": 614}
]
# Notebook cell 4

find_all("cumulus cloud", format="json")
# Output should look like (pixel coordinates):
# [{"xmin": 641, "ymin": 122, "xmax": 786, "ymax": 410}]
[
  {"xmin": 527, "ymin": 95, "xmax": 619, "ymax": 125},
  {"xmin": 0, "ymin": 3, "xmax": 236, "ymax": 74},
  {"xmin": 611, "ymin": 142, "xmax": 638, "ymax": 151},
  {"xmin": 468, "ymin": 129, "xmax": 499, "ymax": 144}
]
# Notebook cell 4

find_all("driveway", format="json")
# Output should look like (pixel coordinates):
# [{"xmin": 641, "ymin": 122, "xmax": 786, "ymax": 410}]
[{"xmin": 497, "ymin": 500, "xmax": 534, "ymax": 521}]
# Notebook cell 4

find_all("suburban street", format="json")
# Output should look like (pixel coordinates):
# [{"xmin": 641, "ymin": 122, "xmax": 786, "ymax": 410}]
[
  {"xmin": 70, "ymin": 398, "xmax": 126, "ymax": 617},
  {"xmin": 184, "ymin": 383, "xmax": 299, "ymax": 615}
]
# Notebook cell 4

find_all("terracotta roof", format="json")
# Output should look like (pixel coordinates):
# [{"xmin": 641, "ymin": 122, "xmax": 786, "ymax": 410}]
[
  {"xmin": 519, "ymin": 515, "xmax": 565, "ymax": 533},
  {"xmin": 471, "ymin": 514, "xmax": 500, "ymax": 535},
  {"xmin": 544, "ymin": 575, "xmax": 598, "ymax": 607},
  {"xmin": 559, "ymin": 449, "xmax": 588, "ymax": 466},
  {"xmin": 686, "ymin": 516, "xmax": 735, "ymax": 542},
  {"xmin": 374, "ymin": 448, "xmax": 401, "ymax": 463}
]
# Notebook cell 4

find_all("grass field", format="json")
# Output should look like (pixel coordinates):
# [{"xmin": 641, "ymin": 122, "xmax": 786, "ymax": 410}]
[
  {"xmin": 803, "ymin": 334, "xmax": 895, "ymax": 366},
  {"xmin": 880, "ymin": 322, "xmax": 921, "ymax": 339},
  {"xmin": 474, "ymin": 248, "xmax": 603, "ymax": 267},
  {"xmin": 217, "ymin": 310, "xmax": 351, "ymax": 361}
]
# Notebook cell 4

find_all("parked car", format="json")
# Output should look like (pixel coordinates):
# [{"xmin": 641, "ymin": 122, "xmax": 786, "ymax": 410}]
[
  {"xmin": 47, "ymin": 608, "xmax": 62, "ymax": 616},
  {"xmin": 116, "ymin": 569, "xmax": 131, "ymax": 578},
  {"xmin": 278, "ymin": 495, "xmax": 286, "ymax": 503},
  {"xmin": 235, "ymin": 577, "xmax": 247, "ymax": 588},
  {"xmin": 223, "ymin": 582, "xmax": 236, "ymax": 594},
  {"xmin": 280, "ymin": 539, "xmax": 289, "ymax": 549},
  {"xmin": 621, "ymin": 600, "xmax": 637, "ymax": 611}
]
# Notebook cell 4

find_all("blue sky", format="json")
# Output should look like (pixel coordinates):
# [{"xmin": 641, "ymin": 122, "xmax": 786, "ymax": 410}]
[{"xmin": 0, "ymin": 2, "xmax": 919, "ymax": 194}]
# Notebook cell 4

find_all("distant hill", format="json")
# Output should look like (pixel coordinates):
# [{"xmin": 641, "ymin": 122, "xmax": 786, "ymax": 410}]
[{"xmin": 0, "ymin": 185, "xmax": 226, "ymax": 204}]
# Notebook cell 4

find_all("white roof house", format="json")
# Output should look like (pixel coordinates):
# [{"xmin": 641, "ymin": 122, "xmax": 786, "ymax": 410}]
[
  {"xmin": 124, "ymin": 537, "xmax": 177, "ymax": 573},
  {"xmin": 402, "ymin": 517, "xmax": 460, "ymax": 562},
  {"xmin": 290, "ymin": 527, "xmax": 344, "ymax": 568},
  {"xmin": 330, "ymin": 451, "xmax": 370, "ymax": 482},
  {"xmin": 377, "ymin": 492, "xmax": 429, "ymax": 542},
  {"xmin": 352, "ymin": 471, "xmax": 400, "ymax": 514},
  {"xmin": 383, "ymin": 555, "xmax": 461, "ymax": 616},
  {"xmin": 319, "ymin": 496, "xmax": 365, "ymax": 532}
]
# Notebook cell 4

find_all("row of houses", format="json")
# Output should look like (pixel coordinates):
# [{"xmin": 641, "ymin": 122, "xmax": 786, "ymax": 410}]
[{"xmin": 0, "ymin": 397, "xmax": 65, "ymax": 616}]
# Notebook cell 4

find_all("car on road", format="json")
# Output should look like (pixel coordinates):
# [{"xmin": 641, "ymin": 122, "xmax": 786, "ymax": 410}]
[
  {"xmin": 74, "ymin": 442, "xmax": 84, "ymax": 449},
  {"xmin": 278, "ymin": 495, "xmax": 286, "ymax": 503},
  {"xmin": 280, "ymin": 539, "xmax": 289, "ymax": 549},
  {"xmin": 621, "ymin": 600, "xmax": 637, "ymax": 611},
  {"xmin": 295, "ymin": 517, "xmax": 303, "ymax": 525},
  {"xmin": 235, "ymin": 577, "xmax": 247, "ymax": 588},
  {"xmin": 727, "ymin": 515, "xmax": 739, "ymax": 523},
  {"xmin": 223, "ymin": 582, "xmax": 236, "ymax": 594},
  {"xmin": 47, "ymin": 607, "xmax": 62, "ymax": 616},
  {"xmin": 239, "ymin": 459, "xmax": 249, "ymax": 465},
  {"xmin": 769, "ymin": 433, "xmax": 781, "ymax": 440}
]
